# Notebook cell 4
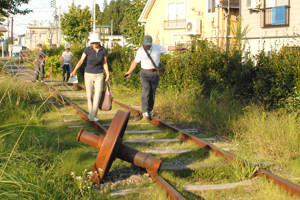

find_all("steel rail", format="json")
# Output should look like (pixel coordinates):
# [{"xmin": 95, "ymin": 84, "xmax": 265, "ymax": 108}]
[
  {"xmin": 42, "ymin": 82, "xmax": 186, "ymax": 200},
  {"xmin": 71, "ymin": 83, "xmax": 300, "ymax": 197}
]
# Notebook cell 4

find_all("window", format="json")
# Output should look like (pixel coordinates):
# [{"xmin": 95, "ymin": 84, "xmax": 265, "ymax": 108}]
[
  {"xmin": 164, "ymin": 2, "xmax": 185, "ymax": 29},
  {"xmin": 208, "ymin": 0, "xmax": 215, "ymax": 13},
  {"xmin": 261, "ymin": 0, "xmax": 289, "ymax": 27}
]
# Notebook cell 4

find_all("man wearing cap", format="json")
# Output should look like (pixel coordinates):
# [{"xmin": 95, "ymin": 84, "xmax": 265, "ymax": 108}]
[
  {"xmin": 33, "ymin": 43, "xmax": 47, "ymax": 82},
  {"xmin": 125, "ymin": 35, "xmax": 185, "ymax": 119},
  {"xmin": 60, "ymin": 46, "xmax": 74, "ymax": 82},
  {"xmin": 71, "ymin": 33, "xmax": 110, "ymax": 122}
]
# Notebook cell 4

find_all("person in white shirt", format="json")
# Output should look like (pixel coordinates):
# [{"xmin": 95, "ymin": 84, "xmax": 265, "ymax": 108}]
[
  {"xmin": 61, "ymin": 46, "xmax": 74, "ymax": 82},
  {"xmin": 124, "ymin": 35, "xmax": 185, "ymax": 119}
]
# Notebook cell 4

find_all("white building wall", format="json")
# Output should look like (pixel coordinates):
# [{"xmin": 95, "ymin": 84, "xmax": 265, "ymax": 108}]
[{"xmin": 241, "ymin": 0, "xmax": 300, "ymax": 55}]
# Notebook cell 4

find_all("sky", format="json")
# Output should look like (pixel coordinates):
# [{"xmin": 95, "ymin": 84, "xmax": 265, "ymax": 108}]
[{"xmin": 10, "ymin": 0, "xmax": 109, "ymax": 36}]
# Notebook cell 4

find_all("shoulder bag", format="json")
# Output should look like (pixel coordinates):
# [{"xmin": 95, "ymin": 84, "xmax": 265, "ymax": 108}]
[
  {"xmin": 99, "ymin": 81, "xmax": 112, "ymax": 111},
  {"xmin": 143, "ymin": 46, "xmax": 165, "ymax": 76}
]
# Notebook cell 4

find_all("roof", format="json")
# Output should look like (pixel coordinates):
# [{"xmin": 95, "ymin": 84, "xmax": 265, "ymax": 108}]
[
  {"xmin": 27, "ymin": 26, "xmax": 52, "ymax": 29},
  {"xmin": 138, "ymin": 0, "xmax": 156, "ymax": 23},
  {"xmin": 219, "ymin": 0, "xmax": 239, "ymax": 9}
]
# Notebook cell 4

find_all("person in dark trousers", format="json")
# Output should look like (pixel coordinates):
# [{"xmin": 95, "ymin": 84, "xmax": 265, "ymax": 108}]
[
  {"xmin": 124, "ymin": 35, "xmax": 185, "ymax": 119},
  {"xmin": 70, "ymin": 33, "xmax": 110, "ymax": 122},
  {"xmin": 60, "ymin": 46, "xmax": 74, "ymax": 83},
  {"xmin": 33, "ymin": 43, "xmax": 47, "ymax": 82}
]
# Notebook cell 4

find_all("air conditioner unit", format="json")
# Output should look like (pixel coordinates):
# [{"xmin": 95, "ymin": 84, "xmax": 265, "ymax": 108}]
[
  {"xmin": 186, "ymin": 19, "xmax": 199, "ymax": 34},
  {"xmin": 247, "ymin": 0, "xmax": 262, "ymax": 10}
]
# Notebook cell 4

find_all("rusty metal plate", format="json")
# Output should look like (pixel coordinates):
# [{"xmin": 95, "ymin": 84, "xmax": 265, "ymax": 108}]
[{"xmin": 92, "ymin": 110, "xmax": 130, "ymax": 184}]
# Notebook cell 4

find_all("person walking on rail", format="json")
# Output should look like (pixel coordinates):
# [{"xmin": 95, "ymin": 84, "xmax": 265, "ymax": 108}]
[
  {"xmin": 70, "ymin": 33, "xmax": 110, "ymax": 122},
  {"xmin": 60, "ymin": 45, "xmax": 74, "ymax": 83},
  {"xmin": 124, "ymin": 35, "xmax": 185, "ymax": 119},
  {"xmin": 33, "ymin": 43, "xmax": 47, "ymax": 82}
]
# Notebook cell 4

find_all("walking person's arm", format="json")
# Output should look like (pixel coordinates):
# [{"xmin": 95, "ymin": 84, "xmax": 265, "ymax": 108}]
[
  {"xmin": 70, "ymin": 53, "xmax": 86, "ymax": 77},
  {"xmin": 103, "ymin": 57, "xmax": 109, "ymax": 82},
  {"xmin": 124, "ymin": 61, "xmax": 138, "ymax": 78},
  {"xmin": 168, "ymin": 46, "xmax": 186, "ymax": 51}
]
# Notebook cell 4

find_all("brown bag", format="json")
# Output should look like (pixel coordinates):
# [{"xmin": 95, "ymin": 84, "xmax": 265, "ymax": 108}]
[
  {"xmin": 99, "ymin": 81, "xmax": 112, "ymax": 111},
  {"xmin": 157, "ymin": 63, "xmax": 165, "ymax": 76}
]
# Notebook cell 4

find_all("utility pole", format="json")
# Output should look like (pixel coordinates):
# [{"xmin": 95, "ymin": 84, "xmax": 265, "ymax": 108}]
[
  {"xmin": 58, "ymin": 6, "xmax": 62, "ymax": 46},
  {"xmin": 110, "ymin": 20, "xmax": 113, "ymax": 36},
  {"xmin": 92, "ymin": 0, "xmax": 96, "ymax": 32},
  {"xmin": 6, "ymin": 17, "xmax": 9, "ymax": 57},
  {"xmin": 11, "ymin": 17, "xmax": 13, "ymax": 57},
  {"xmin": 54, "ymin": 0, "xmax": 58, "ymax": 47}
]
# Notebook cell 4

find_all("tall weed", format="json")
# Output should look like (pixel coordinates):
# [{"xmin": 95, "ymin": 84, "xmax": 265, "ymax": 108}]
[{"xmin": 232, "ymin": 106, "xmax": 299, "ymax": 161}]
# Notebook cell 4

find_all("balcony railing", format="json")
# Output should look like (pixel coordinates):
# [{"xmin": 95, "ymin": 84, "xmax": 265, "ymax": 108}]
[
  {"xmin": 261, "ymin": 6, "xmax": 290, "ymax": 27},
  {"xmin": 164, "ymin": 19, "xmax": 186, "ymax": 29}
]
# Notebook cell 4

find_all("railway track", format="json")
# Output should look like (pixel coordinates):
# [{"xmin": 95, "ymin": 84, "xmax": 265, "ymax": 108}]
[
  {"xmin": 1, "ymin": 60, "xmax": 299, "ymax": 199},
  {"xmin": 38, "ymin": 80, "xmax": 300, "ymax": 199}
]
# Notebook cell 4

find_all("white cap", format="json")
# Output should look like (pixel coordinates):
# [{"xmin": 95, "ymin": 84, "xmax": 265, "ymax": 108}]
[{"xmin": 89, "ymin": 32, "xmax": 101, "ymax": 44}]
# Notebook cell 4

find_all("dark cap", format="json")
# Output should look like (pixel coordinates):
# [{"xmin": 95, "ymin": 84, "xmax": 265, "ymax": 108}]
[
  {"xmin": 37, "ymin": 43, "xmax": 42, "ymax": 47},
  {"xmin": 142, "ymin": 35, "xmax": 152, "ymax": 46}
]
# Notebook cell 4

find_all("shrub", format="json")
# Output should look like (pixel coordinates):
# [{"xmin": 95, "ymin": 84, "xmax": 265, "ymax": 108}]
[{"xmin": 44, "ymin": 55, "xmax": 62, "ymax": 77}]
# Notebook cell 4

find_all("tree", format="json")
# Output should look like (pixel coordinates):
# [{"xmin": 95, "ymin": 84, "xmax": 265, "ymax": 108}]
[
  {"xmin": 60, "ymin": 3, "xmax": 91, "ymax": 44},
  {"xmin": 120, "ymin": 0, "xmax": 146, "ymax": 46}
]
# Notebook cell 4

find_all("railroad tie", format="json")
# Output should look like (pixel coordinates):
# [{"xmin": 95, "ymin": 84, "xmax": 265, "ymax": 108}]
[{"xmin": 182, "ymin": 180, "xmax": 253, "ymax": 191}]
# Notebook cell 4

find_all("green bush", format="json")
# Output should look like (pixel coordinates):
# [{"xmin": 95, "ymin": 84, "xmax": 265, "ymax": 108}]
[
  {"xmin": 44, "ymin": 55, "xmax": 62, "ymax": 77},
  {"xmin": 106, "ymin": 38, "xmax": 299, "ymax": 111},
  {"xmin": 253, "ymin": 48, "xmax": 300, "ymax": 110}
]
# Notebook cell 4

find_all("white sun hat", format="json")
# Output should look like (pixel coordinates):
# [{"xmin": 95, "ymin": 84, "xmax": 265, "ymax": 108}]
[{"xmin": 89, "ymin": 32, "xmax": 101, "ymax": 44}]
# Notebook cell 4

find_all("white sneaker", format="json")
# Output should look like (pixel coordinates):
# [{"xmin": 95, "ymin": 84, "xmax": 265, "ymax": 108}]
[
  {"xmin": 40, "ymin": 80, "xmax": 44, "ymax": 82},
  {"xmin": 35, "ymin": 80, "xmax": 39, "ymax": 82},
  {"xmin": 142, "ymin": 112, "xmax": 149, "ymax": 119},
  {"xmin": 90, "ymin": 117, "xmax": 100, "ymax": 122}
]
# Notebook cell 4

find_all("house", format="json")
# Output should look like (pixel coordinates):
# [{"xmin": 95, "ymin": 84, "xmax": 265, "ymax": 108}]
[
  {"xmin": 241, "ymin": 0, "xmax": 300, "ymax": 55},
  {"xmin": 138, "ymin": 0, "xmax": 240, "ymax": 49},
  {"xmin": 26, "ymin": 25, "xmax": 59, "ymax": 49}
]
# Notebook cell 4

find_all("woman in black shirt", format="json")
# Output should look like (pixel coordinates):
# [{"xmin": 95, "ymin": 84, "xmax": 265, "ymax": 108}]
[{"xmin": 71, "ymin": 33, "xmax": 110, "ymax": 121}]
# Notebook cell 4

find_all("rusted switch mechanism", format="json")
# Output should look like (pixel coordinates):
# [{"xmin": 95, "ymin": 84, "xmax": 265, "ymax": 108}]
[{"xmin": 76, "ymin": 110, "xmax": 162, "ymax": 184}]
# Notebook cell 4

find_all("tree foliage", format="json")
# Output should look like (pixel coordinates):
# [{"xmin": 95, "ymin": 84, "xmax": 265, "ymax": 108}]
[
  {"xmin": 120, "ymin": 0, "xmax": 146, "ymax": 46},
  {"xmin": 0, "ymin": 0, "xmax": 31, "ymax": 25},
  {"xmin": 0, "ymin": 0, "xmax": 31, "ymax": 17},
  {"xmin": 96, "ymin": 0, "xmax": 130, "ymax": 35},
  {"xmin": 60, "ymin": 3, "xmax": 91, "ymax": 44}
]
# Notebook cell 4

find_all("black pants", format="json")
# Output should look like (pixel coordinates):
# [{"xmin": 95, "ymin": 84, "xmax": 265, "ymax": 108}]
[
  {"xmin": 62, "ymin": 64, "xmax": 70, "ymax": 82},
  {"xmin": 140, "ymin": 69, "xmax": 159, "ymax": 113}
]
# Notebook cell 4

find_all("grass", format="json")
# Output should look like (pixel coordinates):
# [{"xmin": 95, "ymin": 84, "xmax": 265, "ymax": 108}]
[{"xmin": 1, "ymin": 57, "xmax": 299, "ymax": 199}]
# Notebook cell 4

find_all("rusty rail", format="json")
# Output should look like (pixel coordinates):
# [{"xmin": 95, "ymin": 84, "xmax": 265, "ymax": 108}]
[{"xmin": 42, "ymin": 82, "xmax": 186, "ymax": 200}]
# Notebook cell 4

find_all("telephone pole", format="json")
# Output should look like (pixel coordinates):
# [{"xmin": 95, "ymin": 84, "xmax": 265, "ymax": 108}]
[
  {"xmin": 6, "ymin": 17, "xmax": 9, "ymax": 57},
  {"xmin": 54, "ymin": 0, "xmax": 58, "ymax": 47},
  {"xmin": 11, "ymin": 17, "xmax": 13, "ymax": 57},
  {"xmin": 92, "ymin": 0, "xmax": 96, "ymax": 32}
]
